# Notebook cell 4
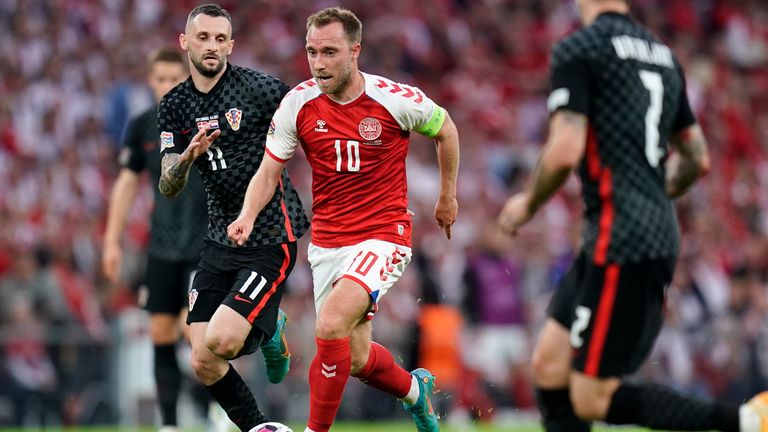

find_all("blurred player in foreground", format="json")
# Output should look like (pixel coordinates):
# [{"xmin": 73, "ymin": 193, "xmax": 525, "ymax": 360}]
[
  {"xmin": 158, "ymin": 4, "xmax": 309, "ymax": 431},
  {"xmin": 103, "ymin": 47, "xmax": 209, "ymax": 432},
  {"xmin": 498, "ymin": 0, "xmax": 767, "ymax": 431},
  {"xmin": 228, "ymin": 7, "xmax": 459, "ymax": 432}
]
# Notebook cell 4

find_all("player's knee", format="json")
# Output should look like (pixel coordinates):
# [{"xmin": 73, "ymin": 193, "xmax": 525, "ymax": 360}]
[
  {"xmin": 315, "ymin": 314, "xmax": 350, "ymax": 340},
  {"xmin": 149, "ymin": 314, "xmax": 181, "ymax": 344},
  {"xmin": 149, "ymin": 322, "xmax": 179, "ymax": 345},
  {"xmin": 205, "ymin": 330, "xmax": 244, "ymax": 360},
  {"xmin": 531, "ymin": 344, "xmax": 568, "ymax": 385},
  {"xmin": 530, "ymin": 345, "xmax": 548, "ymax": 378},
  {"xmin": 571, "ymin": 394, "xmax": 602, "ymax": 421},
  {"xmin": 570, "ymin": 385, "xmax": 612, "ymax": 421}
]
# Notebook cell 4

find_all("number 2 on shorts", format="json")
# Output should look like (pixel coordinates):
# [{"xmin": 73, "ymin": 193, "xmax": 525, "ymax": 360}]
[{"xmin": 570, "ymin": 306, "xmax": 592, "ymax": 348}]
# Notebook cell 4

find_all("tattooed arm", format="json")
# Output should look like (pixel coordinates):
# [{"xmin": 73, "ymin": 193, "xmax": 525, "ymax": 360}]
[
  {"xmin": 159, "ymin": 153, "xmax": 194, "ymax": 198},
  {"xmin": 159, "ymin": 128, "xmax": 220, "ymax": 197},
  {"xmin": 498, "ymin": 110, "xmax": 587, "ymax": 234},
  {"xmin": 666, "ymin": 124, "xmax": 710, "ymax": 199}
]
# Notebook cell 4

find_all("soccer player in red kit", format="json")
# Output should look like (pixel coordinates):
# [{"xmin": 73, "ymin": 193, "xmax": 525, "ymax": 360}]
[{"xmin": 227, "ymin": 7, "xmax": 459, "ymax": 432}]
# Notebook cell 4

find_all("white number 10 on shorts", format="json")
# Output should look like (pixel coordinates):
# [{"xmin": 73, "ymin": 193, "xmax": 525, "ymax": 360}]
[{"xmin": 308, "ymin": 239, "xmax": 413, "ymax": 317}]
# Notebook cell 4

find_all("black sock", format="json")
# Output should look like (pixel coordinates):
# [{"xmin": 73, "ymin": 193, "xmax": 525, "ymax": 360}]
[
  {"xmin": 605, "ymin": 382, "xmax": 740, "ymax": 431},
  {"xmin": 154, "ymin": 343, "xmax": 181, "ymax": 426},
  {"xmin": 191, "ymin": 380, "xmax": 214, "ymax": 419},
  {"xmin": 205, "ymin": 363, "xmax": 267, "ymax": 431},
  {"xmin": 536, "ymin": 387, "xmax": 591, "ymax": 432}
]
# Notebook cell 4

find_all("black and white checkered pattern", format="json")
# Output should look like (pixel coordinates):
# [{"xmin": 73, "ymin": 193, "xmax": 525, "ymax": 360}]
[
  {"xmin": 552, "ymin": 13, "xmax": 693, "ymax": 263},
  {"xmin": 122, "ymin": 106, "xmax": 207, "ymax": 261},
  {"xmin": 158, "ymin": 64, "xmax": 309, "ymax": 248}
]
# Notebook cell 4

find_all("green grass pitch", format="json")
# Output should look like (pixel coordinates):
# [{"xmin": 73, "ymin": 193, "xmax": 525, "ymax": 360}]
[
  {"xmin": 0, "ymin": 424, "xmax": 669, "ymax": 431},
  {"xmin": 295, "ymin": 423, "xmax": 652, "ymax": 431}
]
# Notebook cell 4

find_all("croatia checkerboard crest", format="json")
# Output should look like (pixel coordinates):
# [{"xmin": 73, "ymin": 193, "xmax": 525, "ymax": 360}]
[{"xmin": 225, "ymin": 107, "xmax": 243, "ymax": 131}]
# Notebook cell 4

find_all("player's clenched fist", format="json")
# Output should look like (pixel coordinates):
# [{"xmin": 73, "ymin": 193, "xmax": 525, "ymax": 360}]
[{"xmin": 227, "ymin": 213, "xmax": 255, "ymax": 246}]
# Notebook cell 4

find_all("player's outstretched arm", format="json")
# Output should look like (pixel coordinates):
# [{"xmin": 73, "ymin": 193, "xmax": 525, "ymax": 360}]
[
  {"xmin": 431, "ymin": 111, "xmax": 460, "ymax": 239},
  {"xmin": 227, "ymin": 156, "xmax": 285, "ymax": 246},
  {"xmin": 666, "ymin": 124, "xmax": 710, "ymax": 199},
  {"xmin": 103, "ymin": 169, "xmax": 140, "ymax": 283},
  {"xmin": 159, "ymin": 128, "xmax": 220, "ymax": 197},
  {"xmin": 498, "ymin": 110, "xmax": 587, "ymax": 235}
]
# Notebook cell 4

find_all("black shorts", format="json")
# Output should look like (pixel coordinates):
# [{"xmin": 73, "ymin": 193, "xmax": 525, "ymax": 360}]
[
  {"xmin": 143, "ymin": 255, "xmax": 199, "ymax": 314},
  {"xmin": 547, "ymin": 253, "xmax": 675, "ymax": 378},
  {"xmin": 187, "ymin": 241, "xmax": 297, "ymax": 352}
]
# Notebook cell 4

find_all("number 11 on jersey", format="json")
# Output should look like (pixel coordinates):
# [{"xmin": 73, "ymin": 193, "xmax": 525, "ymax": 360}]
[{"xmin": 206, "ymin": 147, "xmax": 227, "ymax": 171}]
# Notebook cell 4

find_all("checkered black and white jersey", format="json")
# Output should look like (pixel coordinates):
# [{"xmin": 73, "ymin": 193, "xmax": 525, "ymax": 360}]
[
  {"xmin": 121, "ymin": 105, "xmax": 206, "ymax": 261},
  {"xmin": 158, "ymin": 64, "xmax": 309, "ymax": 248},
  {"xmin": 548, "ymin": 13, "xmax": 696, "ymax": 264}
]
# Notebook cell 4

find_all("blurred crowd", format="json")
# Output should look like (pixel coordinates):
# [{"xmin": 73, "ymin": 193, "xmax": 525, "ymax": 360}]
[{"xmin": 1, "ymin": 0, "xmax": 768, "ymax": 427}]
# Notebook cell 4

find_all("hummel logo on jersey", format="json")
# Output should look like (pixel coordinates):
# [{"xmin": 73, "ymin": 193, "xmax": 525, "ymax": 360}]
[
  {"xmin": 315, "ymin": 119, "xmax": 328, "ymax": 132},
  {"xmin": 321, "ymin": 362, "xmax": 337, "ymax": 378}
]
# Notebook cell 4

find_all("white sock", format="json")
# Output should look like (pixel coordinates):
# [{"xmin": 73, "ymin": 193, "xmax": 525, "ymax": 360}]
[
  {"xmin": 401, "ymin": 375, "xmax": 420, "ymax": 406},
  {"xmin": 304, "ymin": 428, "xmax": 318, "ymax": 432},
  {"xmin": 739, "ymin": 403, "xmax": 760, "ymax": 432}
]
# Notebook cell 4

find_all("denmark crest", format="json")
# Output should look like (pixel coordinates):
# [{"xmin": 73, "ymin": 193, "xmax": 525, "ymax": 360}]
[
  {"xmin": 359, "ymin": 117, "xmax": 382, "ymax": 141},
  {"xmin": 225, "ymin": 108, "xmax": 243, "ymax": 131}
]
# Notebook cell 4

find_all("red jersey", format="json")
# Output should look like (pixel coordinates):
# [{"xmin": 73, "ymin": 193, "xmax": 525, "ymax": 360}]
[{"xmin": 266, "ymin": 72, "xmax": 445, "ymax": 248}]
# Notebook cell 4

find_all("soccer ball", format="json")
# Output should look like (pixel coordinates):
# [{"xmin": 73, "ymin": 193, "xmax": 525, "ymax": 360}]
[
  {"xmin": 740, "ymin": 391, "xmax": 768, "ymax": 432},
  {"xmin": 249, "ymin": 422, "xmax": 293, "ymax": 432}
]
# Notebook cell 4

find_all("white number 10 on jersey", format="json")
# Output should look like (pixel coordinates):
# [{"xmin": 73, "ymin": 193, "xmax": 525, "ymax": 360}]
[{"xmin": 335, "ymin": 140, "xmax": 361, "ymax": 172}]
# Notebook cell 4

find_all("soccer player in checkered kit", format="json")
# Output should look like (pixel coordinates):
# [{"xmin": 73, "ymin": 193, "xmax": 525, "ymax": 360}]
[
  {"xmin": 228, "ymin": 7, "xmax": 459, "ymax": 432},
  {"xmin": 157, "ymin": 4, "xmax": 309, "ymax": 431},
  {"xmin": 498, "ymin": 0, "xmax": 768, "ymax": 431},
  {"xmin": 103, "ymin": 47, "xmax": 209, "ymax": 432}
]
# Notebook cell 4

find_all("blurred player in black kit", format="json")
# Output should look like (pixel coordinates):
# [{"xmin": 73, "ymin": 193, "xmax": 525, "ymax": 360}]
[
  {"xmin": 157, "ymin": 4, "xmax": 309, "ymax": 431},
  {"xmin": 103, "ymin": 47, "xmax": 209, "ymax": 432},
  {"xmin": 498, "ymin": 0, "xmax": 767, "ymax": 431}
]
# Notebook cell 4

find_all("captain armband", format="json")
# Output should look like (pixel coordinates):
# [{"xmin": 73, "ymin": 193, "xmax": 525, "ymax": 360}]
[{"xmin": 415, "ymin": 104, "xmax": 446, "ymax": 138}]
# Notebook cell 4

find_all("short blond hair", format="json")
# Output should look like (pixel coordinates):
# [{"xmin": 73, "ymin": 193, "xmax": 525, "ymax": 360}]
[{"xmin": 306, "ymin": 7, "xmax": 362, "ymax": 45}]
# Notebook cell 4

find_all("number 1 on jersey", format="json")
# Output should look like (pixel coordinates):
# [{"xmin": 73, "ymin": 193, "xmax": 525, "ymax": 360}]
[
  {"xmin": 206, "ymin": 147, "xmax": 227, "ymax": 171},
  {"xmin": 335, "ymin": 140, "xmax": 361, "ymax": 172},
  {"xmin": 639, "ymin": 70, "xmax": 664, "ymax": 168}
]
